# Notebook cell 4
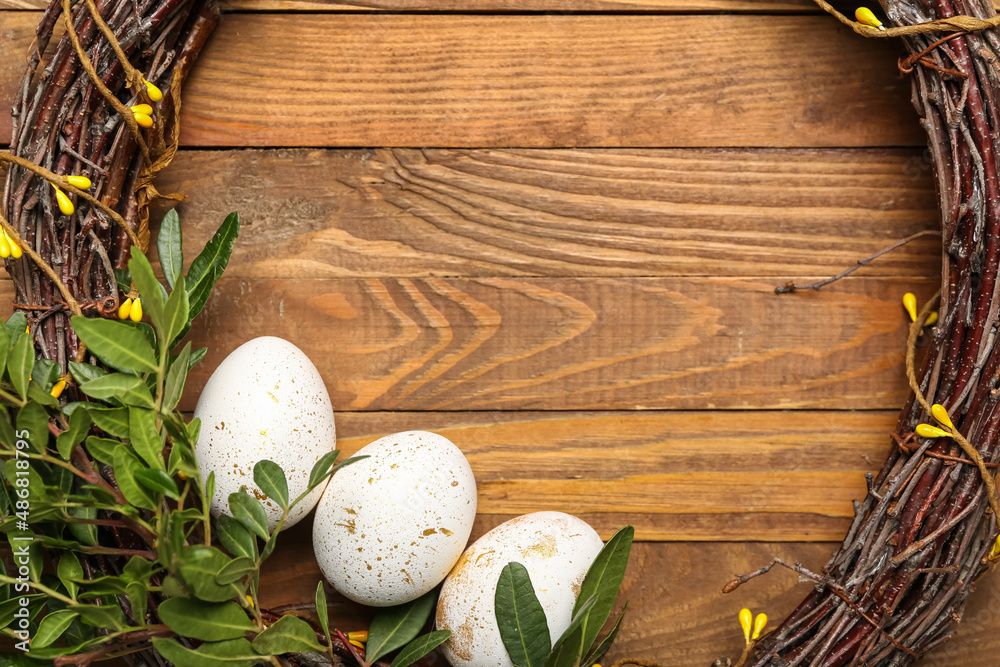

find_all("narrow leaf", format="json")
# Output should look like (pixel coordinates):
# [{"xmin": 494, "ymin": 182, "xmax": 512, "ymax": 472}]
[
  {"xmin": 128, "ymin": 248, "xmax": 167, "ymax": 335},
  {"xmin": 163, "ymin": 342, "xmax": 192, "ymax": 411},
  {"xmin": 0, "ymin": 315, "xmax": 11, "ymax": 379},
  {"xmin": 253, "ymin": 459, "xmax": 288, "ymax": 509},
  {"xmin": 32, "ymin": 609, "xmax": 79, "ymax": 648},
  {"xmin": 158, "ymin": 597, "xmax": 255, "ymax": 642},
  {"xmin": 544, "ymin": 596, "xmax": 597, "ymax": 667},
  {"xmin": 163, "ymin": 272, "xmax": 190, "ymax": 349},
  {"xmin": 252, "ymin": 614, "xmax": 324, "ymax": 654},
  {"xmin": 158, "ymin": 209, "xmax": 184, "ymax": 290},
  {"xmin": 56, "ymin": 408, "xmax": 93, "ymax": 459},
  {"xmin": 366, "ymin": 588, "xmax": 438, "ymax": 663},
  {"xmin": 582, "ymin": 604, "xmax": 628, "ymax": 667},
  {"xmin": 391, "ymin": 631, "xmax": 452, "ymax": 667},
  {"xmin": 70, "ymin": 316, "xmax": 158, "ymax": 373},
  {"xmin": 129, "ymin": 407, "xmax": 165, "ymax": 470},
  {"xmin": 7, "ymin": 330, "xmax": 33, "ymax": 398},
  {"xmin": 229, "ymin": 490, "xmax": 269, "ymax": 541},
  {"xmin": 80, "ymin": 373, "xmax": 155, "ymax": 409},
  {"xmin": 16, "ymin": 401, "xmax": 48, "ymax": 453},
  {"xmin": 572, "ymin": 526, "xmax": 634, "ymax": 658},
  {"xmin": 308, "ymin": 450, "xmax": 341, "ymax": 490},
  {"xmin": 216, "ymin": 514, "xmax": 257, "ymax": 561},
  {"xmin": 152, "ymin": 637, "xmax": 263, "ymax": 667},
  {"xmin": 112, "ymin": 445, "xmax": 157, "ymax": 510},
  {"xmin": 186, "ymin": 211, "xmax": 240, "ymax": 324},
  {"xmin": 57, "ymin": 552, "xmax": 84, "ymax": 600},
  {"xmin": 316, "ymin": 582, "xmax": 332, "ymax": 651},
  {"xmin": 135, "ymin": 468, "xmax": 180, "ymax": 500},
  {"xmin": 215, "ymin": 557, "xmax": 255, "ymax": 585},
  {"xmin": 495, "ymin": 562, "xmax": 551, "ymax": 667},
  {"xmin": 84, "ymin": 436, "xmax": 119, "ymax": 465}
]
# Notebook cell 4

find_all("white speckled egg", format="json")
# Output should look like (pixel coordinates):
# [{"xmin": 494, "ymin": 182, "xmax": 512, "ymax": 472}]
[
  {"xmin": 313, "ymin": 430, "xmax": 476, "ymax": 607},
  {"xmin": 436, "ymin": 512, "xmax": 603, "ymax": 667},
  {"xmin": 193, "ymin": 336, "xmax": 336, "ymax": 532}
]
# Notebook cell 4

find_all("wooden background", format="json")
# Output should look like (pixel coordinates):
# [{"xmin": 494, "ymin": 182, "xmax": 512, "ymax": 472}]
[{"xmin": 3, "ymin": 0, "xmax": 1000, "ymax": 664}]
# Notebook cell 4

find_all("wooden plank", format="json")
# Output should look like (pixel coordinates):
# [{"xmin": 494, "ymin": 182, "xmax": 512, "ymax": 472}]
[
  {"xmin": 174, "ymin": 275, "xmax": 935, "ymax": 412},
  {"xmin": 333, "ymin": 410, "xmax": 895, "ymax": 541},
  {"xmin": 0, "ymin": 14, "xmax": 923, "ymax": 147},
  {"xmin": 0, "ymin": 0, "xmax": 821, "ymax": 10},
  {"xmin": 146, "ymin": 147, "xmax": 940, "ymax": 280},
  {"xmin": 261, "ymin": 537, "xmax": 1000, "ymax": 666}
]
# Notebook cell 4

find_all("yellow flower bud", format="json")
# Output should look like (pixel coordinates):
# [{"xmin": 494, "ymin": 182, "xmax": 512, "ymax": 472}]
[
  {"xmin": 752, "ymin": 613, "xmax": 768, "ymax": 640},
  {"xmin": 855, "ymin": 7, "xmax": 886, "ymax": 30},
  {"xmin": 5, "ymin": 230, "xmax": 22, "ymax": 259},
  {"xmin": 0, "ymin": 233, "xmax": 10, "ymax": 259},
  {"xmin": 130, "ymin": 297, "xmax": 143, "ymax": 322},
  {"xmin": 349, "ymin": 639, "xmax": 365, "ymax": 650},
  {"xmin": 916, "ymin": 424, "xmax": 951, "ymax": 439},
  {"xmin": 25, "ymin": 325, "xmax": 30, "ymax": 335},
  {"xmin": 902, "ymin": 292, "xmax": 918, "ymax": 322},
  {"xmin": 143, "ymin": 78, "xmax": 163, "ymax": 102},
  {"xmin": 130, "ymin": 104, "xmax": 154, "ymax": 115},
  {"xmin": 931, "ymin": 404, "xmax": 955, "ymax": 431},
  {"xmin": 246, "ymin": 594, "xmax": 254, "ymax": 607},
  {"xmin": 178, "ymin": 471, "xmax": 189, "ymax": 480},
  {"xmin": 739, "ymin": 608, "xmax": 753, "ymax": 644},
  {"xmin": 50, "ymin": 380, "xmax": 67, "ymax": 398},
  {"xmin": 54, "ymin": 187, "xmax": 75, "ymax": 216},
  {"xmin": 133, "ymin": 112, "xmax": 154, "ymax": 128},
  {"xmin": 925, "ymin": 311, "xmax": 938, "ymax": 326},
  {"xmin": 348, "ymin": 631, "xmax": 368, "ymax": 643},
  {"xmin": 991, "ymin": 535, "xmax": 1000, "ymax": 560},
  {"xmin": 118, "ymin": 298, "xmax": 133, "ymax": 321},
  {"xmin": 65, "ymin": 175, "xmax": 92, "ymax": 190}
]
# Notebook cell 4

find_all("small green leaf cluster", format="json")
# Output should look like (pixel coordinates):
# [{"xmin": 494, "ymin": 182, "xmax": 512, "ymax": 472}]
[
  {"xmin": 363, "ymin": 588, "xmax": 451, "ymax": 667},
  {"xmin": 0, "ymin": 211, "xmax": 374, "ymax": 666},
  {"xmin": 495, "ymin": 527, "xmax": 634, "ymax": 667}
]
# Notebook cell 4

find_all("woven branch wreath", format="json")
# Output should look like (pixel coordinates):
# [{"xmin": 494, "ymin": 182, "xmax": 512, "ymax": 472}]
[{"xmin": 1, "ymin": 1, "xmax": 999, "ymax": 666}]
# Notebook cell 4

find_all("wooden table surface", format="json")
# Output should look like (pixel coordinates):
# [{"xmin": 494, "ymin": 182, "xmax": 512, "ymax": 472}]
[{"xmin": 3, "ymin": 0, "xmax": 1000, "ymax": 664}]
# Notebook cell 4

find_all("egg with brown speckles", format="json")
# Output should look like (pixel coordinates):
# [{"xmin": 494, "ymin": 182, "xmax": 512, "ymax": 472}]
[
  {"xmin": 193, "ymin": 336, "xmax": 336, "ymax": 532},
  {"xmin": 313, "ymin": 430, "xmax": 477, "ymax": 606},
  {"xmin": 436, "ymin": 512, "xmax": 603, "ymax": 667}
]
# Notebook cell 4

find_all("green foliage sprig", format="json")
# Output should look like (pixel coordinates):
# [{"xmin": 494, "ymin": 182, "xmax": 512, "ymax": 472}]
[
  {"xmin": 495, "ymin": 526, "xmax": 634, "ymax": 667},
  {"xmin": 0, "ymin": 211, "xmax": 374, "ymax": 666}
]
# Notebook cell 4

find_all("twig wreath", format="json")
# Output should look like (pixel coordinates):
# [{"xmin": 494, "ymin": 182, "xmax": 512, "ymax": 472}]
[{"xmin": 1, "ymin": 0, "xmax": 999, "ymax": 665}]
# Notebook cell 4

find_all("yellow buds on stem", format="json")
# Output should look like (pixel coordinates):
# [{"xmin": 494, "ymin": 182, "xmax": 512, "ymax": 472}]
[
  {"xmin": 50, "ymin": 380, "xmax": 67, "ymax": 399},
  {"xmin": 348, "ymin": 631, "xmax": 368, "ymax": 643},
  {"xmin": 902, "ymin": 292, "xmax": 918, "ymax": 322},
  {"xmin": 855, "ymin": 7, "xmax": 886, "ymax": 30},
  {"xmin": 53, "ymin": 186, "xmax": 75, "ymax": 216},
  {"xmin": 739, "ymin": 608, "xmax": 753, "ymax": 644},
  {"xmin": 991, "ymin": 535, "xmax": 1000, "ymax": 561},
  {"xmin": 931, "ymin": 404, "xmax": 955, "ymax": 431},
  {"xmin": 916, "ymin": 424, "xmax": 951, "ymax": 439},
  {"xmin": 133, "ymin": 110, "xmax": 154, "ymax": 128},
  {"xmin": 0, "ymin": 229, "xmax": 20, "ymax": 259},
  {"xmin": 143, "ymin": 77, "xmax": 163, "ymax": 102},
  {"xmin": 752, "ymin": 613, "xmax": 768, "ymax": 641},
  {"xmin": 65, "ymin": 175, "xmax": 92, "ymax": 190},
  {"xmin": 925, "ymin": 311, "xmax": 938, "ymax": 326},
  {"xmin": 119, "ymin": 297, "xmax": 143, "ymax": 321}
]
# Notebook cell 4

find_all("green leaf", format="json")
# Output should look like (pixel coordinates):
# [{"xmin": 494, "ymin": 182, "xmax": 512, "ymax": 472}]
[
  {"xmin": 216, "ymin": 514, "xmax": 257, "ymax": 561},
  {"xmin": 162, "ymin": 273, "xmax": 190, "ymax": 350},
  {"xmin": 30, "ymin": 358, "xmax": 59, "ymax": 389},
  {"xmin": 7, "ymin": 330, "xmax": 34, "ymax": 399},
  {"xmin": 215, "ymin": 557, "xmax": 255, "ymax": 585},
  {"xmin": 57, "ymin": 552, "xmax": 84, "ymax": 600},
  {"xmin": 178, "ymin": 545, "xmax": 241, "ymax": 603},
  {"xmin": 87, "ymin": 406, "xmax": 130, "ymax": 438},
  {"xmin": 4, "ymin": 311, "xmax": 27, "ymax": 342},
  {"xmin": 84, "ymin": 436, "xmax": 119, "ymax": 465},
  {"xmin": 16, "ymin": 401, "xmax": 48, "ymax": 453},
  {"xmin": 581, "ymin": 603, "xmax": 627, "ymax": 667},
  {"xmin": 80, "ymin": 373, "xmax": 155, "ymax": 409},
  {"xmin": 229, "ymin": 490, "xmax": 269, "ymax": 541},
  {"xmin": 164, "ymin": 342, "xmax": 192, "ymax": 411},
  {"xmin": 186, "ymin": 212, "xmax": 240, "ymax": 326},
  {"xmin": 112, "ymin": 445, "xmax": 157, "ymax": 510},
  {"xmin": 158, "ymin": 209, "xmax": 184, "ymax": 290},
  {"xmin": 543, "ymin": 596, "xmax": 597, "ymax": 667},
  {"xmin": 114, "ymin": 268, "xmax": 132, "ymax": 294},
  {"xmin": 127, "ymin": 580, "xmax": 148, "ymax": 628},
  {"xmin": 571, "ymin": 526, "xmax": 633, "ymax": 659},
  {"xmin": 129, "ymin": 248, "xmax": 167, "ymax": 337},
  {"xmin": 158, "ymin": 597, "xmax": 256, "ymax": 642},
  {"xmin": 69, "ymin": 316, "xmax": 157, "ymax": 374},
  {"xmin": 308, "ymin": 450, "xmax": 340, "ymax": 490},
  {"xmin": 315, "ymin": 581, "xmax": 332, "ymax": 651},
  {"xmin": 366, "ymin": 588, "xmax": 439, "ymax": 663},
  {"xmin": 32, "ymin": 609, "xmax": 78, "ymax": 648},
  {"xmin": 391, "ymin": 630, "xmax": 452, "ymax": 667},
  {"xmin": 495, "ymin": 562, "xmax": 551, "ymax": 667},
  {"xmin": 67, "ymin": 504, "xmax": 98, "ymax": 546},
  {"xmin": 128, "ymin": 407, "xmax": 165, "ymax": 470},
  {"xmin": 0, "ymin": 317, "xmax": 9, "ymax": 379},
  {"xmin": 26, "ymin": 382, "xmax": 58, "ymax": 408},
  {"xmin": 152, "ymin": 638, "xmax": 263, "ymax": 667},
  {"xmin": 75, "ymin": 601, "xmax": 125, "ymax": 630},
  {"xmin": 68, "ymin": 361, "xmax": 106, "ymax": 386},
  {"xmin": 253, "ymin": 460, "xmax": 288, "ymax": 510},
  {"xmin": 56, "ymin": 408, "xmax": 92, "ymax": 460},
  {"xmin": 123, "ymin": 555, "xmax": 153, "ymax": 584},
  {"xmin": 74, "ymin": 576, "xmax": 129, "ymax": 597},
  {"xmin": 252, "ymin": 614, "xmax": 323, "ymax": 654},
  {"xmin": 135, "ymin": 468, "xmax": 180, "ymax": 500}
]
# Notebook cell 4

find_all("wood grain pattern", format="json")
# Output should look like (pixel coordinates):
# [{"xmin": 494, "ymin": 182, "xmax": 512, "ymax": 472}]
[
  {"xmin": 0, "ymin": 0, "xmax": 818, "ymax": 10},
  {"xmin": 0, "ymin": 13, "xmax": 922, "ymax": 147},
  {"xmin": 146, "ymin": 147, "xmax": 940, "ymax": 279},
  {"xmin": 261, "ymin": 535, "xmax": 1000, "ymax": 666},
  {"xmin": 332, "ymin": 410, "xmax": 895, "ymax": 541},
  {"xmin": 178, "ymin": 276, "xmax": 936, "ymax": 412}
]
